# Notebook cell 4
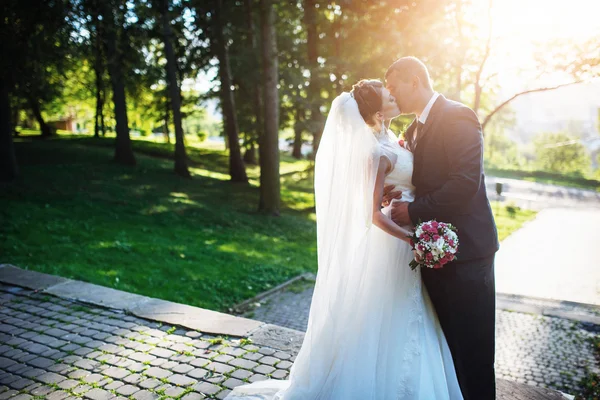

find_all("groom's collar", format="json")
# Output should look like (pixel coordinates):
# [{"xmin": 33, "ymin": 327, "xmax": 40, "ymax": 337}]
[{"xmin": 417, "ymin": 92, "xmax": 440, "ymax": 124}]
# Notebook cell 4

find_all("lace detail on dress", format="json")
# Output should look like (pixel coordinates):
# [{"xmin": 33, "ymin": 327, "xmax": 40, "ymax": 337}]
[{"xmin": 396, "ymin": 269, "xmax": 424, "ymax": 399}]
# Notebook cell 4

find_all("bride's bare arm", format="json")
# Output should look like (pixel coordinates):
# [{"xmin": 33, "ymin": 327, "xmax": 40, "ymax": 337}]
[{"xmin": 372, "ymin": 157, "xmax": 413, "ymax": 243}]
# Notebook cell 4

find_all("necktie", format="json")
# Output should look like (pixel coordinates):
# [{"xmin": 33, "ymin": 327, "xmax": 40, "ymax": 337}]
[{"xmin": 413, "ymin": 121, "xmax": 424, "ymax": 151}]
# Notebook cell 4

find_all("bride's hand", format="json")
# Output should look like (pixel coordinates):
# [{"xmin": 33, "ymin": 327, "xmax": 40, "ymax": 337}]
[
  {"xmin": 412, "ymin": 250, "xmax": 423, "ymax": 263},
  {"xmin": 382, "ymin": 185, "xmax": 402, "ymax": 207}
]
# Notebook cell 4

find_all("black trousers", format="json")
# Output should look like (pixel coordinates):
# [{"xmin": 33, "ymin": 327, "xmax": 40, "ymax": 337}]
[{"xmin": 422, "ymin": 255, "xmax": 496, "ymax": 400}]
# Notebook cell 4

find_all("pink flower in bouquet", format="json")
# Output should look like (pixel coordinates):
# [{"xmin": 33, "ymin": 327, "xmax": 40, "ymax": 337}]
[{"xmin": 408, "ymin": 220, "xmax": 459, "ymax": 271}]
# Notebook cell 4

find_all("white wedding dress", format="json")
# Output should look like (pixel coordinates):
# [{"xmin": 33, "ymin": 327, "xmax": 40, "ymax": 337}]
[{"xmin": 226, "ymin": 93, "xmax": 463, "ymax": 400}]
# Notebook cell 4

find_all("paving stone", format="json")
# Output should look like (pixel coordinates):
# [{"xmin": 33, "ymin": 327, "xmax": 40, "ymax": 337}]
[
  {"xmin": 221, "ymin": 347, "xmax": 247, "ymax": 357},
  {"xmin": 248, "ymin": 374, "xmax": 268, "ymax": 383},
  {"xmin": 258, "ymin": 356, "xmax": 279, "ymax": 366},
  {"xmin": 139, "ymin": 378, "xmax": 161, "ymax": 389},
  {"xmin": 157, "ymin": 360, "xmax": 179, "ymax": 370},
  {"xmin": 102, "ymin": 367, "xmax": 130, "ymax": 379},
  {"xmin": 58, "ymin": 379, "xmax": 81, "ymax": 390},
  {"xmin": 68, "ymin": 369, "xmax": 91, "ymax": 379},
  {"xmin": 37, "ymin": 372, "xmax": 66, "ymax": 385},
  {"xmin": 123, "ymin": 374, "xmax": 144, "ymax": 385},
  {"xmin": 5, "ymin": 362, "xmax": 27, "ymax": 373},
  {"xmin": 216, "ymin": 389, "xmax": 232, "ymax": 399},
  {"xmin": 60, "ymin": 343, "xmax": 81, "ymax": 352},
  {"xmin": 148, "ymin": 348, "xmax": 175, "ymax": 359},
  {"xmin": 105, "ymin": 381, "xmax": 124, "ymax": 390},
  {"xmin": 228, "ymin": 358, "xmax": 258, "ymax": 370},
  {"xmin": 257, "ymin": 347, "xmax": 276, "ymax": 356},
  {"xmin": 275, "ymin": 360, "xmax": 293, "ymax": 370},
  {"xmin": 181, "ymin": 393, "xmax": 204, "ymax": 400},
  {"xmin": 270, "ymin": 369, "xmax": 288, "ymax": 379},
  {"xmin": 72, "ymin": 383, "xmax": 93, "ymax": 395},
  {"xmin": 192, "ymin": 381, "xmax": 221, "ymax": 395},
  {"xmin": 28, "ymin": 356, "xmax": 55, "ymax": 369},
  {"xmin": 171, "ymin": 363, "xmax": 194, "ymax": 374},
  {"xmin": 126, "ymin": 362, "xmax": 147, "ymax": 373},
  {"xmin": 143, "ymin": 367, "xmax": 172, "ymax": 379},
  {"xmin": 0, "ymin": 390, "xmax": 18, "ymax": 400},
  {"xmin": 8, "ymin": 378, "xmax": 34, "ymax": 390},
  {"xmin": 83, "ymin": 388, "xmax": 114, "ymax": 400},
  {"xmin": 30, "ymin": 384, "xmax": 55, "ymax": 396},
  {"xmin": 272, "ymin": 351, "xmax": 291, "ymax": 360},
  {"xmin": 222, "ymin": 377, "xmax": 244, "ymax": 390},
  {"xmin": 242, "ymin": 352, "xmax": 264, "ymax": 361},
  {"xmin": 97, "ymin": 344, "xmax": 121, "ymax": 354},
  {"xmin": 74, "ymin": 359, "xmax": 100, "ymax": 370},
  {"xmin": 46, "ymin": 390, "xmax": 71, "ymax": 399},
  {"xmin": 253, "ymin": 365, "xmax": 276, "ymax": 375},
  {"xmin": 204, "ymin": 362, "xmax": 235, "ymax": 375},
  {"xmin": 0, "ymin": 358, "xmax": 16, "ymax": 369},
  {"xmin": 164, "ymin": 385, "xmax": 186, "ymax": 397},
  {"xmin": 8, "ymin": 395, "xmax": 32, "ymax": 400},
  {"xmin": 166, "ymin": 374, "xmax": 197, "ymax": 387},
  {"xmin": 131, "ymin": 390, "xmax": 159, "ymax": 400},
  {"xmin": 0, "ymin": 374, "xmax": 21, "ymax": 386},
  {"xmin": 187, "ymin": 368, "xmax": 209, "ymax": 380},
  {"xmin": 116, "ymin": 384, "xmax": 140, "ymax": 396},
  {"xmin": 231, "ymin": 369, "xmax": 253, "ymax": 380},
  {"xmin": 213, "ymin": 354, "xmax": 235, "ymax": 363}
]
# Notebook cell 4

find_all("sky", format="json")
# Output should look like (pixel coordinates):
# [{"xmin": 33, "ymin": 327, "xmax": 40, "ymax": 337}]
[
  {"xmin": 194, "ymin": 0, "xmax": 600, "ymax": 120},
  {"xmin": 473, "ymin": 0, "xmax": 600, "ymax": 91}
]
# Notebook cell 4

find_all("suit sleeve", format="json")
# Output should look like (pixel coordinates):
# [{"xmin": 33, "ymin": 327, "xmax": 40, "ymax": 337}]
[{"xmin": 408, "ymin": 107, "xmax": 483, "ymax": 224}]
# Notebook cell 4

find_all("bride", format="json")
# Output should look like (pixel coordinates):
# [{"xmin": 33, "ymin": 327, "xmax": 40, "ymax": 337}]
[{"xmin": 225, "ymin": 79, "xmax": 463, "ymax": 400}]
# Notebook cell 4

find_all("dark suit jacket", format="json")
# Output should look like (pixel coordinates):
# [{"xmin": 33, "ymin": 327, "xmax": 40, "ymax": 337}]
[{"xmin": 407, "ymin": 95, "xmax": 499, "ymax": 263}]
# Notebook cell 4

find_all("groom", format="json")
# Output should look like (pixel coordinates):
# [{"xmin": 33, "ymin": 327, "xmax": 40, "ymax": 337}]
[{"xmin": 384, "ymin": 56, "xmax": 499, "ymax": 400}]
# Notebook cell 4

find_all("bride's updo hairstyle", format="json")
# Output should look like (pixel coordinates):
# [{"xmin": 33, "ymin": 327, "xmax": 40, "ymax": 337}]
[{"xmin": 351, "ymin": 79, "xmax": 383, "ymax": 126}]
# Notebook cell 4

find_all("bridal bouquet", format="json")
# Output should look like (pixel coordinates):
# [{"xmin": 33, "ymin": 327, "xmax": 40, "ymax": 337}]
[{"xmin": 408, "ymin": 220, "xmax": 458, "ymax": 270}]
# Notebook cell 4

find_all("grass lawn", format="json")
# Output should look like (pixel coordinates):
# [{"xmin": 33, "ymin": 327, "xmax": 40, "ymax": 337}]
[{"xmin": 2, "ymin": 135, "xmax": 536, "ymax": 312}]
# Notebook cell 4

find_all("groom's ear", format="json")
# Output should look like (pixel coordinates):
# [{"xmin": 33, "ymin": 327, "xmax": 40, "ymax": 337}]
[{"xmin": 412, "ymin": 75, "xmax": 420, "ymax": 89}]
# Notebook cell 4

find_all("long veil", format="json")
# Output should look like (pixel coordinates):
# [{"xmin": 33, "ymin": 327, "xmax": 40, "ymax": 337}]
[
  {"xmin": 226, "ymin": 92, "xmax": 385, "ymax": 399},
  {"xmin": 273, "ymin": 92, "xmax": 384, "ymax": 398}
]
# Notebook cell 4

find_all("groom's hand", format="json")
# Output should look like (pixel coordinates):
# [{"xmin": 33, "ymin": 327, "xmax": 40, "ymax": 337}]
[
  {"xmin": 391, "ymin": 201, "xmax": 412, "ymax": 226},
  {"xmin": 382, "ymin": 185, "xmax": 402, "ymax": 207}
]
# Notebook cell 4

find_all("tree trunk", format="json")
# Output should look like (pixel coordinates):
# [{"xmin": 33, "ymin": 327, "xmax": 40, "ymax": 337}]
[
  {"xmin": 304, "ymin": 0, "xmax": 322, "ymax": 154},
  {"xmin": 258, "ymin": 0, "xmax": 280, "ymax": 215},
  {"xmin": 214, "ymin": 0, "xmax": 248, "ymax": 183},
  {"xmin": 11, "ymin": 102, "xmax": 19, "ymax": 136},
  {"xmin": 244, "ymin": 141, "xmax": 258, "ymax": 164},
  {"xmin": 161, "ymin": 0, "xmax": 190, "ymax": 178},
  {"xmin": 163, "ymin": 92, "xmax": 171, "ymax": 144},
  {"xmin": 91, "ymin": 0, "xmax": 105, "ymax": 139},
  {"xmin": 28, "ymin": 96, "xmax": 53, "ymax": 137},
  {"xmin": 102, "ymin": 1, "xmax": 136, "ymax": 165},
  {"xmin": 242, "ymin": 0, "xmax": 262, "ymax": 167},
  {"xmin": 100, "ymin": 97, "xmax": 106, "ymax": 136},
  {"xmin": 0, "ymin": 78, "xmax": 18, "ymax": 182},
  {"xmin": 292, "ymin": 107, "xmax": 304, "ymax": 159}
]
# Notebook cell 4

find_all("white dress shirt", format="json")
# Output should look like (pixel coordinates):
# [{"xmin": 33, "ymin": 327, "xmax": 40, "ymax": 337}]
[{"xmin": 418, "ymin": 92, "xmax": 440, "ymax": 124}]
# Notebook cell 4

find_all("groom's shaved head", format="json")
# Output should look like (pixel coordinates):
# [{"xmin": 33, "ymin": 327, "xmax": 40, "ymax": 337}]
[{"xmin": 385, "ymin": 56, "xmax": 432, "ymax": 90}]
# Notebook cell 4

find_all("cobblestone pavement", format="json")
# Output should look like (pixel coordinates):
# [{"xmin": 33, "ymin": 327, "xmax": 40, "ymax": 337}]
[
  {"xmin": 0, "ymin": 284, "xmax": 294, "ymax": 400},
  {"xmin": 243, "ymin": 279, "xmax": 600, "ymax": 395}
]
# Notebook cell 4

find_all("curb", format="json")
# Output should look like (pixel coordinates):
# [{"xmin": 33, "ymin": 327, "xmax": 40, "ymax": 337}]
[
  {"xmin": 0, "ymin": 264, "xmax": 304, "ymax": 352},
  {"xmin": 231, "ymin": 272, "xmax": 315, "ymax": 314},
  {"xmin": 497, "ymin": 292, "xmax": 600, "ymax": 327}
]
